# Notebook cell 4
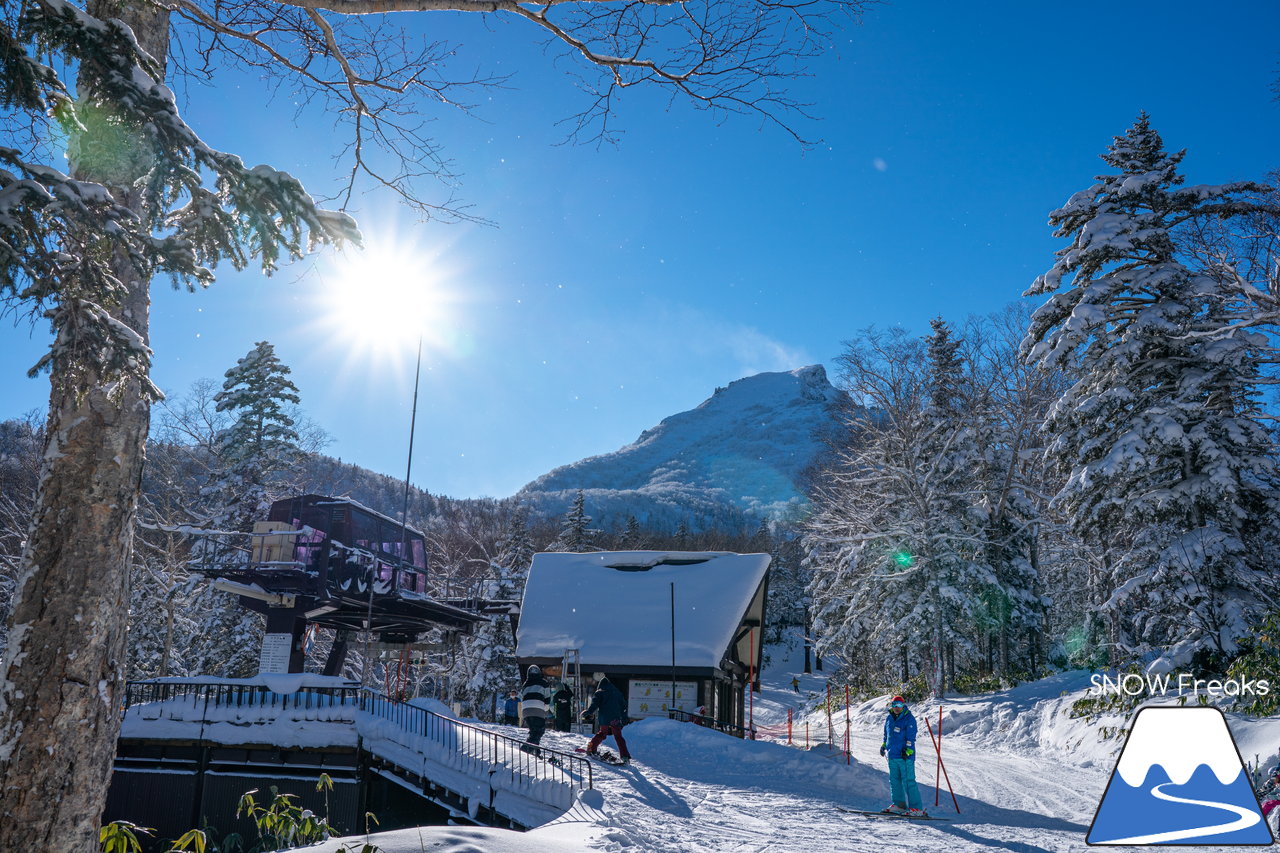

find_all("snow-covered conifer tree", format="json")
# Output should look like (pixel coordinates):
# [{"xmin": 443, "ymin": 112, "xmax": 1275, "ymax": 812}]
[
  {"xmin": 620, "ymin": 515, "xmax": 644, "ymax": 549},
  {"xmin": 551, "ymin": 490, "xmax": 599, "ymax": 552},
  {"xmin": 213, "ymin": 341, "xmax": 302, "ymax": 524},
  {"xmin": 1023, "ymin": 114, "xmax": 1280, "ymax": 671},
  {"xmin": 807, "ymin": 321, "xmax": 994, "ymax": 695}
]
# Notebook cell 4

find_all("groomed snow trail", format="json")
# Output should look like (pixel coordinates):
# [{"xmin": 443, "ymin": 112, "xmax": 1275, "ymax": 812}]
[
  {"xmin": 322, "ymin": 643, "xmax": 1280, "ymax": 852},
  {"xmin": 534, "ymin": 716, "xmax": 1103, "ymax": 853}
]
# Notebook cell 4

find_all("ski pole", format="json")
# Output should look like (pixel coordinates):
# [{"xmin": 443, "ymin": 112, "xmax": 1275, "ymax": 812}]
[{"xmin": 924, "ymin": 717, "xmax": 959, "ymax": 813}]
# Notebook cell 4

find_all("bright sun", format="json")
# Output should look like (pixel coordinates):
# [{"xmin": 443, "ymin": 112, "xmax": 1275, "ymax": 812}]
[
  {"xmin": 313, "ymin": 233, "xmax": 461, "ymax": 374},
  {"xmin": 324, "ymin": 246, "xmax": 438, "ymax": 343}
]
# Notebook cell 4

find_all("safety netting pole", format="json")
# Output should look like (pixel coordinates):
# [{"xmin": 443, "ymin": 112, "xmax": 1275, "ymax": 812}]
[
  {"xmin": 825, "ymin": 683, "xmax": 833, "ymax": 748},
  {"xmin": 844, "ymin": 685, "xmax": 851, "ymax": 765}
]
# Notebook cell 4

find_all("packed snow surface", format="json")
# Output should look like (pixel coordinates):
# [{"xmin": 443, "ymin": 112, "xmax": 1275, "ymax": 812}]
[
  {"xmin": 310, "ymin": 636, "xmax": 1280, "ymax": 852},
  {"xmin": 133, "ymin": 638, "xmax": 1280, "ymax": 852}
]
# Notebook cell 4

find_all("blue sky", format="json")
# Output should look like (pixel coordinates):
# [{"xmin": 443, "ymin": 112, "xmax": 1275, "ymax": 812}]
[{"xmin": 3, "ymin": 0, "xmax": 1278, "ymax": 499}]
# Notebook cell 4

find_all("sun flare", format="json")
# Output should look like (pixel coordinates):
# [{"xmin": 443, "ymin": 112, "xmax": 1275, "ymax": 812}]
[{"xmin": 321, "ymin": 244, "xmax": 444, "ymax": 349}]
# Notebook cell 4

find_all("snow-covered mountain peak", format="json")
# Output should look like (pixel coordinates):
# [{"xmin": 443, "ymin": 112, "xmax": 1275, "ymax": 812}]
[
  {"xmin": 1115, "ymin": 707, "xmax": 1244, "ymax": 787},
  {"xmin": 519, "ymin": 366, "xmax": 845, "ymax": 525}
]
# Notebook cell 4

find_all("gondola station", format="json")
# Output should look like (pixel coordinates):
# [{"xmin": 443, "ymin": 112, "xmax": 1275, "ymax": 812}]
[
  {"xmin": 192, "ymin": 494, "xmax": 484, "ymax": 675},
  {"xmin": 514, "ymin": 550, "xmax": 771, "ymax": 734}
]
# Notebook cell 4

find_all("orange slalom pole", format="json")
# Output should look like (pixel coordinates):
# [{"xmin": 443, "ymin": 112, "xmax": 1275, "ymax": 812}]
[{"xmin": 924, "ymin": 717, "xmax": 959, "ymax": 813}]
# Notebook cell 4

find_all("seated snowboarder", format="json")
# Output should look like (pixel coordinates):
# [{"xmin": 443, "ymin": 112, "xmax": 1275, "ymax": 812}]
[
  {"xmin": 521, "ymin": 665, "xmax": 551, "ymax": 755},
  {"xmin": 582, "ymin": 672, "xmax": 631, "ymax": 765},
  {"xmin": 879, "ymin": 695, "xmax": 927, "ymax": 817}
]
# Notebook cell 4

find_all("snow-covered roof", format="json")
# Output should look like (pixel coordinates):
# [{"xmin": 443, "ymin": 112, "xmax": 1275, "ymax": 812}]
[{"xmin": 516, "ymin": 551, "xmax": 770, "ymax": 670}]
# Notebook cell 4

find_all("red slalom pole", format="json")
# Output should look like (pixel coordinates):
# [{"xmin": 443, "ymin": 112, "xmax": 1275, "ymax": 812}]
[
  {"xmin": 935, "ymin": 706, "xmax": 943, "ymax": 807},
  {"xmin": 924, "ymin": 717, "xmax": 959, "ymax": 813},
  {"xmin": 788, "ymin": 707, "xmax": 793, "ymax": 745}
]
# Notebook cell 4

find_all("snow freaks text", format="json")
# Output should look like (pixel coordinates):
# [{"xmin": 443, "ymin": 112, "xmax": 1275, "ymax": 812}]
[{"xmin": 1089, "ymin": 673, "xmax": 1271, "ymax": 699}]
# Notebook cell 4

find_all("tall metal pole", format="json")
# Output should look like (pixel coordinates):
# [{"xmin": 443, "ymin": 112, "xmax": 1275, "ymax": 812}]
[
  {"xmin": 400, "ymin": 335, "xmax": 424, "ymax": 559},
  {"xmin": 364, "ymin": 336, "xmax": 423, "ymax": 688},
  {"xmin": 670, "ymin": 582, "xmax": 677, "ymax": 716}
]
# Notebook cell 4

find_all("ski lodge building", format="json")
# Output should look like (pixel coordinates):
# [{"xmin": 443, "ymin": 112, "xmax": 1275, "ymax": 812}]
[{"xmin": 514, "ymin": 550, "xmax": 770, "ymax": 734}]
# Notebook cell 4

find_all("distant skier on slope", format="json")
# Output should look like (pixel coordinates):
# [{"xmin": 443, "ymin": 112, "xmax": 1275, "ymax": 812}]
[
  {"xmin": 521, "ymin": 665, "xmax": 552, "ymax": 755},
  {"xmin": 583, "ymin": 672, "xmax": 632, "ymax": 765},
  {"xmin": 879, "ymin": 695, "xmax": 927, "ymax": 817}
]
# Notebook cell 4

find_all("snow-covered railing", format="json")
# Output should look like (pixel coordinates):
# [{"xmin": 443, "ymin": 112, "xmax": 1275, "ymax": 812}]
[
  {"xmin": 359, "ymin": 694, "xmax": 593, "ymax": 792},
  {"xmin": 124, "ymin": 680, "xmax": 362, "ymax": 713},
  {"xmin": 121, "ymin": 680, "xmax": 591, "ymax": 809}
]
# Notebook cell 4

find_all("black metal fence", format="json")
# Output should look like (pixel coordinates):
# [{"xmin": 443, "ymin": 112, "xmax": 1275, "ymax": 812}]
[
  {"xmin": 123, "ymin": 681, "xmax": 591, "ymax": 792},
  {"xmin": 124, "ymin": 680, "xmax": 362, "ymax": 712},
  {"xmin": 359, "ymin": 694, "xmax": 592, "ymax": 790},
  {"xmin": 668, "ymin": 707, "xmax": 755, "ymax": 739}
]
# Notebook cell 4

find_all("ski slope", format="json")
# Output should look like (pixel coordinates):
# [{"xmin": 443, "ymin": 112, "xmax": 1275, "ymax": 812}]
[{"xmin": 317, "ymin": 643, "xmax": 1280, "ymax": 852}]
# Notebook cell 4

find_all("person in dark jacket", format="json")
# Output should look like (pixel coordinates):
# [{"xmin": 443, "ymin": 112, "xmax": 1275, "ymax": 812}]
[
  {"xmin": 879, "ymin": 695, "xmax": 926, "ymax": 817},
  {"xmin": 582, "ymin": 672, "xmax": 631, "ymax": 764},
  {"xmin": 521, "ymin": 665, "xmax": 552, "ymax": 755},
  {"xmin": 552, "ymin": 682, "xmax": 574, "ymax": 732}
]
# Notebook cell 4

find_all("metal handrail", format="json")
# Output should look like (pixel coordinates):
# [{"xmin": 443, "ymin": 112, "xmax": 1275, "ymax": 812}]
[
  {"xmin": 122, "ymin": 681, "xmax": 592, "ymax": 791},
  {"xmin": 124, "ymin": 680, "xmax": 362, "ymax": 711},
  {"xmin": 359, "ymin": 694, "xmax": 593, "ymax": 790},
  {"xmin": 668, "ymin": 707, "xmax": 755, "ymax": 739}
]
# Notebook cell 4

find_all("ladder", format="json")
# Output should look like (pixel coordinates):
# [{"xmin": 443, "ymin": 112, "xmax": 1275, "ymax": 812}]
[{"xmin": 561, "ymin": 648, "xmax": 587, "ymax": 734}]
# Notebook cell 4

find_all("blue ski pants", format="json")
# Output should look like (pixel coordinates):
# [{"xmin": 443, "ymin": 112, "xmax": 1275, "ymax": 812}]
[{"xmin": 888, "ymin": 758, "xmax": 922, "ymax": 810}]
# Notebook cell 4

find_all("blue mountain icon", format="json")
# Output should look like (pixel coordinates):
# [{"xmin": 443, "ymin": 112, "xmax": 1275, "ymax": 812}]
[{"xmin": 1088, "ymin": 706, "xmax": 1274, "ymax": 846}]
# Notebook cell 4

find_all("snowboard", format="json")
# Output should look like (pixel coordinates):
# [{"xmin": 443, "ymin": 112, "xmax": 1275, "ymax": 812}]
[
  {"xmin": 835, "ymin": 806, "xmax": 948, "ymax": 821},
  {"xmin": 518, "ymin": 743, "xmax": 560, "ymax": 764},
  {"xmin": 574, "ymin": 747, "xmax": 628, "ymax": 766}
]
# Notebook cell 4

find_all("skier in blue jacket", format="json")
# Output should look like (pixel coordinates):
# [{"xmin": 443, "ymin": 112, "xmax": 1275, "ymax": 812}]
[{"xmin": 879, "ymin": 695, "xmax": 927, "ymax": 817}]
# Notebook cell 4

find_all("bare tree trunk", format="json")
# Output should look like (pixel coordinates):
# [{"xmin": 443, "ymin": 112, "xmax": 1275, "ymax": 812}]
[
  {"xmin": 0, "ymin": 4, "xmax": 168, "ymax": 850},
  {"xmin": 161, "ymin": 599, "xmax": 175, "ymax": 678}
]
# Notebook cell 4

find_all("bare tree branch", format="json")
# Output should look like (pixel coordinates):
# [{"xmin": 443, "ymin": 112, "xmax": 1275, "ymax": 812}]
[{"xmin": 158, "ymin": 0, "xmax": 871, "ymax": 216}]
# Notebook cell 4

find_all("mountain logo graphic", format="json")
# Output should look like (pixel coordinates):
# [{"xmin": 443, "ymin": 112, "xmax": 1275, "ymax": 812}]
[{"xmin": 1087, "ymin": 706, "xmax": 1274, "ymax": 846}]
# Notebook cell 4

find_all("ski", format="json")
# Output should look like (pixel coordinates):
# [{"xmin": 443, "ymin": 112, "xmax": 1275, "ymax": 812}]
[{"xmin": 835, "ymin": 806, "xmax": 949, "ymax": 821}]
